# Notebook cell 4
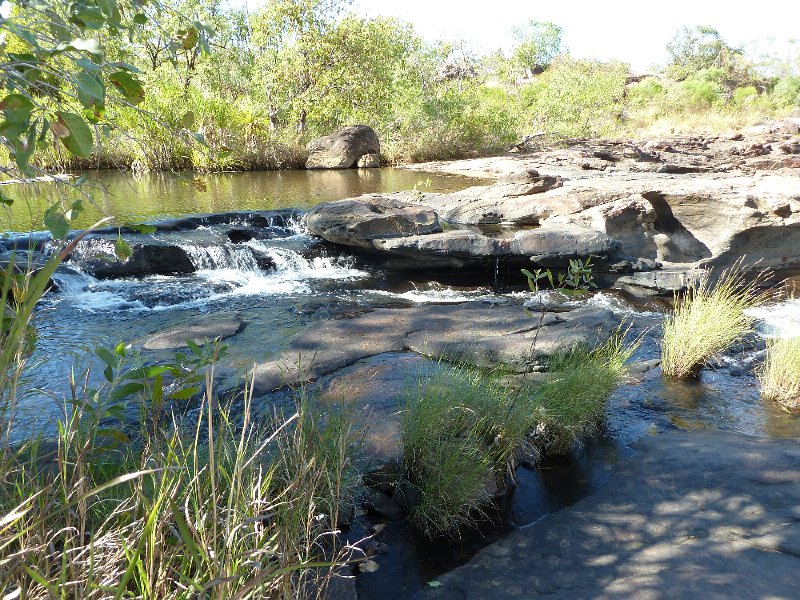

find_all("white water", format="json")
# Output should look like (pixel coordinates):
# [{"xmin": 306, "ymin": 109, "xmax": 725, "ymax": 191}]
[{"xmin": 748, "ymin": 299, "xmax": 800, "ymax": 339}]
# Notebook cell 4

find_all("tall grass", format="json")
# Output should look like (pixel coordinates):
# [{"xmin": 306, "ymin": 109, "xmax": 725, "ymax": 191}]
[
  {"xmin": 400, "ymin": 330, "xmax": 635, "ymax": 537},
  {"xmin": 758, "ymin": 337, "xmax": 800, "ymax": 412},
  {"xmin": 661, "ymin": 265, "xmax": 769, "ymax": 379},
  {"xmin": 1, "ymin": 374, "xmax": 358, "ymax": 599},
  {"xmin": 1, "ymin": 244, "xmax": 359, "ymax": 598}
]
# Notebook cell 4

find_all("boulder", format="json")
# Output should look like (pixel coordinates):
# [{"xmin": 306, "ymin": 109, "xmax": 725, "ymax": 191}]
[
  {"xmin": 305, "ymin": 195, "xmax": 441, "ymax": 248},
  {"xmin": 306, "ymin": 125, "xmax": 380, "ymax": 169},
  {"xmin": 76, "ymin": 242, "xmax": 196, "ymax": 279},
  {"xmin": 510, "ymin": 225, "xmax": 618, "ymax": 265}
]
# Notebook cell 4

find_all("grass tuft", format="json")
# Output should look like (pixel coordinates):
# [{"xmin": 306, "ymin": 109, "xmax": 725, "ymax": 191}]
[
  {"xmin": 758, "ymin": 337, "xmax": 800, "ymax": 412},
  {"xmin": 661, "ymin": 265, "xmax": 769, "ymax": 379},
  {"xmin": 400, "ymin": 329, "xmax": 636, "ymax": 537}
]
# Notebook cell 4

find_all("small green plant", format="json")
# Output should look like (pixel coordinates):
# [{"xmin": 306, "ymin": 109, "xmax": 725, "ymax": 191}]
[
  {"xmin": 661, "ymin": 265, "xmax": 769, "ymax": 379},
  {"xmin": 758, "ymin": 337, "xmax": 800, "ymax": 412},
  {"xmin": 521, "ymin": 257, "xmax": 597, "ymax": 296}
]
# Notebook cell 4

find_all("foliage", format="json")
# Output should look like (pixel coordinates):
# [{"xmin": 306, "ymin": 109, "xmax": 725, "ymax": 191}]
[
  {"xmin": 400, "ymin": 329, "xmax": 635, "ymax": 537},
  {"xmin": 521, "ymin": 257, "xmax": 598, "ymax": 295},
  {"xmin": 0, "ymin": 347, "xmax": 357, "ymax": 598},
  {"xmin": 666, "ymin": 26, "xmax": 748, "ymax": 82},
  {"xmin": 758, "ymin": 336, "xmax": 800, "ymax": 412},
  {"xmin": 661, "ymin": 265, "xmax": 770, "ymax": 379},
  {"xmin": 773, "ymin": 76, "xmax": 800, "ymax": 106},
  {"xmin": 520, "ymin": 58, "xmax": 628, "ymax": 138},
  {"xmin": 531, "ymin": 330, "xmax": 635, "ymax": 455},
  {"xmin": 510, "ymin": 21, "xmax": 563, "ymax": 79}
]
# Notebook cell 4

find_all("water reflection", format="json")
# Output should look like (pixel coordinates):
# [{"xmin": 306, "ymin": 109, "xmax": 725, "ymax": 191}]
[{"xmin": 3, "ymin": 168, "xmax": 488, "ymax": 232}]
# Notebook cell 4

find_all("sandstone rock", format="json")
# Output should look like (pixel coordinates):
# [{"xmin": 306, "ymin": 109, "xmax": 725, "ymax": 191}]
[
  {"xmin": 249, "ymin": 302, "xmax": 617, "ymax": 394},
  {"xmin": 78, "ymin": 242, "xmax": 196, "ymax": 278},
  {"xmin": 305, "ymin": 195, "xmax": 440, "ymax": 248},
  {"xmin": 143, "ymin": 316, "xmax": 245, "ymax": 350},
  {"xmin": 420, "ymin": 431, "xmax": 800, "ymax": 600},
  {"xmin": 510, "ymin": 225, "xmax": 618, "ymax": 265},
  {"xmin": 306, "ymin": 125, "xmax": 380, "ymax": 169}
]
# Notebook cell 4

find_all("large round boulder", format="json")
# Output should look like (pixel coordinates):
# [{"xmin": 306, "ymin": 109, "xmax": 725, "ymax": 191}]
[{"xmin": 306, "ymin": 125, "xmax": 380, "ymax": 169}]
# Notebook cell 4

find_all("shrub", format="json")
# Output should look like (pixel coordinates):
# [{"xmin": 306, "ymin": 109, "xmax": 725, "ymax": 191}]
[
  {"xmin": 758, "ymin": 337, "xmax": 800, "ymax": 412},
  {"xmin": 661, "ymin": 266, "xmax": 769, "ymax": 379},
  {"xmin": 773, "ymin": 76, "xmax": 800, "ymax": 107}
]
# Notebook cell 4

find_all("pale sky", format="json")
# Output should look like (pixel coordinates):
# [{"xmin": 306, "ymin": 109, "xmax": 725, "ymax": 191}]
[{"xmin": 236, "ymin": 0, "xmax": 800, "ymax": 73}]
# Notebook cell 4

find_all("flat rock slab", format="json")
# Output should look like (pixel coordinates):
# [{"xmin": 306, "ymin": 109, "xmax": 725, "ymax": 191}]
[
  {"xmin": 419, "ymin": 431, "xmax": 800, "ymax": 600},
  {"xmin": 250, "ymin": 302, "xmax": 616, "ymax": 394},
  {"xmin": 143, "ymin": 316, "xmax": 245, "ymax": 350}
]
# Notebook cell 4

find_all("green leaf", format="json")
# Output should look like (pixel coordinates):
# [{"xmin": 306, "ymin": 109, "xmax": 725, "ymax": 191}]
[
  {"xmin": 130, "ymin": 223, "xmax": 157, "ymax": 234},
  {"xmin": 1, "ymin": 93, "xmax": 35, "ymax": 124},
  {"xmin": 43, "ymin": 205, "xmax": 70, "ymax": 239},
  {"xmin": 73, "ymin": 7, "xmax": 106, "ymax": 30},
  {"xmin": 76, "ymin": 73, "xmax": 105, "ymax": 109},
  {"xmin": 180, "ymin": 111, "xmax": 195, "ymax": 129},
  {"xmin": 108, "ymin": 71, "xmax": 145, "ymax": 105},
  {"xmin": 97, "ymin": 0, "xmax": 118, "ymax": 18},
  {"xmin": 54, "ymin": 112, "xmax": 94, "ymax": 158},
  {"xmin": 133, "ymin": 13, "xmax": 148, "ymax": 25},
  {"xmin": 109, "ymin": 61, "xmax": 142, "ymax": 74},
  {"xmin": 191, "ymin": 132, "xmax": 208, "ymax": 147},
  {"xmin": 109, "ymin": 382, "xmax": 147, "ymax": 401},
  {"xmin": 0, "ymin": 191, "xmax": 13, "ymax": 206},
  {"xmin": 170, "ymin": 386, "xmax": 200, "ymax": 400},
  {"xmin": 96, "ymin": 346, "xmax": 118, "ymax": 369},
  {"xmin": 114, "ymin": 234, "xmax": 132, "ymax": 261},
  {"xmin": 56, "ymin": 38, "xmax": 102, "ymax": 55}
]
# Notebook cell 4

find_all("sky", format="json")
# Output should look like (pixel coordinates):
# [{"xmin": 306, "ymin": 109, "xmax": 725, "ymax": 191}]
[{"xmin": 299, "ymin": 0, "xmax": 800, "ymax": 72}]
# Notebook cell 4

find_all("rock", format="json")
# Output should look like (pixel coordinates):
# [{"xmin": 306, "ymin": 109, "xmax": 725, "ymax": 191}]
[
  {"xmin": 305, "ymin": 195, "xmax": 440, "ymax": 248},
  {"xmin": 249, "ymin": 302, "xmax": 618, "ymax": 394},
  {"xmin": 510, "ymin": 225, "xmax": 618, "ymax": 266},
  {"xmin": 306, "ymin": 125, "xmax": 380, "ymax": 169},
  {"xmin": 143, "ymin": 316, "xmax": 245, "ymax": 350},
  {"xmin": 358, "ymin": 559, "xmax": 380, "ymax": 574},
  {"xmin": 78, "ymin": 242, "xmax": 196, "ymax": 278},
  {"xmin": 363, "ymin": 490, "xmax": 405, "ymax": 521},
  {"xmin": 392, "ymin": 481, "xmax": 422, "ymax": 513},
  {"xmin": 358, "ymin": 153, "xmax": 381, "ymax": 168},
  {"xmin": 419, "ymin": 431, "xmax": 800, "ymax": 600},
  {"xmin": 363, "ymin": 464, "xmax": 403, "ymax": 494}
]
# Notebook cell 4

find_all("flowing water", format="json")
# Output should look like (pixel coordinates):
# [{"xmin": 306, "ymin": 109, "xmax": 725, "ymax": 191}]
[{"xmin": 4, "ymin": 169, "xmax": 800, "ymax": 599}]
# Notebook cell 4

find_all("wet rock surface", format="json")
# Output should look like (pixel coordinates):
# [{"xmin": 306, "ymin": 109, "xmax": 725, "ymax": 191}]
[
  {"xmin": 419, "ymin": 431, "xmax": 800, "ymax": 600},
  {"xmin": 248, "ymin": 301, "xmax": 616, "ymax": 394},
  {"xmin": 143, "ymin": 316, "xmax": 245, "ymax": 350}
]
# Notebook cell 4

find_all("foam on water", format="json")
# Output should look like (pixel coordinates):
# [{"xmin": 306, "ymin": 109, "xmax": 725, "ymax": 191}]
[{"xmin": 748, "ymin": 299, "xmax": 800, "ymax": 339}]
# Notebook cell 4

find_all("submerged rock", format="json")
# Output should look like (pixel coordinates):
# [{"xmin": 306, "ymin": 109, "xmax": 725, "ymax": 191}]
[
  {"xmin": 306, "ymin": 125, "xmax": 381, "ymax": 169},
  {"xmin": 143, "ymin": 316, "xmax": 245, "ymax": 350}
]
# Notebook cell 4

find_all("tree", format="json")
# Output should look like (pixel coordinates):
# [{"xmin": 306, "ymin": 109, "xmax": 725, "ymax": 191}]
[
  {"xmin": 0, "ymin": 1, "xmax": 208, "ymax": 222},
  {"xmin": 666, "ymin": 25, "xmax": 746, "ymax": 81},
  {"xmin": 510, "ymin": 21, "xmax": 563, "ymax": 79}
]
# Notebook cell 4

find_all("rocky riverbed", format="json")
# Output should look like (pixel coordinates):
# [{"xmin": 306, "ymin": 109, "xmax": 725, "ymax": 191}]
[{"xmin": 6, "ymin": 116, "xmax": 800, "ymax": 599}]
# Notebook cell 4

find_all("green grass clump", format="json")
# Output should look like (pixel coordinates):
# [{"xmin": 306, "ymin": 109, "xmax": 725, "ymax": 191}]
[
  {"xmin": 758, "ymin": 337, "xmax": 800, "ymax": 412},
  {"xmin": 532, "ymin": 330, "xmax": 635, "ymax": 455},
  {"xmin": 400, "ymin": 330, "xmax": 635, "ymax": 537},
  {"xmin": 661, "ymin": 266, "xmax": 768, "ymax": 379}
]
